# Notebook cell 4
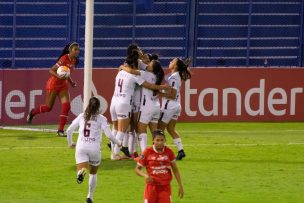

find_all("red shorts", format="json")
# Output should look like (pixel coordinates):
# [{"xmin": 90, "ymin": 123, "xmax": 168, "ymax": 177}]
[
  {"xmin": 45, "ymin": 78, "xmax": 68, "ymax": 93},
  {"xmin": 144, "ymin": 184, "xmax": 171, "ymax": 203}
]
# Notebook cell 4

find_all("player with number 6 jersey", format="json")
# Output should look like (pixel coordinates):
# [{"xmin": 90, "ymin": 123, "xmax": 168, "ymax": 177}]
[{"xmin": 67, "ymin": 97, "xmax": 128, "ymax": 203}]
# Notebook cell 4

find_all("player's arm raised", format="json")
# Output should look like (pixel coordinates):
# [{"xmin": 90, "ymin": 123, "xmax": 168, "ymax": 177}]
[{"xmin": 171, "ymin": 161, "xmax": 184, "ymax": 199}]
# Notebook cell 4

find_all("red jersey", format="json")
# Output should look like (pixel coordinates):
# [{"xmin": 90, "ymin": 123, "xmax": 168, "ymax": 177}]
[
  {"xmin": 138, "ymin": 146, "xmax": 176, "ymax": 186},
  {"xmin": 45, "ymin": 54, "xmax": 77, "ymax": 91}
]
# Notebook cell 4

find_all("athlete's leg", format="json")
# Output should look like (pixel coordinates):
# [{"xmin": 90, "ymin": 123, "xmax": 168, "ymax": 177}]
[
  {"xmin": 87, "ymin": 165, "xmax": 99, "ymax": 201},
  {"xmin": 76, "ymin": 162, "xmax": 89, "ymax": 184},
  {"xmin": 166, "ymin": 119, "xmax": 185, "ymax": 160},
  {"xmin": 27, "ymin": 90, "xmax": 57, "ymax": 123},
  {"xmin": 58, "ymin": 90, "xmax": 71, "ymax": 133},
  {"xmin": 113, "ymin": 118, "xmax": 131, "ymax": 158},
  {"xmin": 137, "ymin": 121, "xmax": 148, "ymax": 153}
]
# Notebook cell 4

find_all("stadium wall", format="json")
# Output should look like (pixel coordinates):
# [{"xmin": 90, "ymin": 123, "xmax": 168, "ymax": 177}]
[{"xmin": 1, "ymin": 68, "xmax": 304, "ymax": 125}]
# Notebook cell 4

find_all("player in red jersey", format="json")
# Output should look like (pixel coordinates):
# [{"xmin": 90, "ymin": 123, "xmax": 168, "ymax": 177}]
[
  {"xmin": 135, "ymin": 129, "xmax": 184, "ymax": 203},
  {"xmin": 26, "ymin": 42, "xmax": 79, "ymax": 136}
]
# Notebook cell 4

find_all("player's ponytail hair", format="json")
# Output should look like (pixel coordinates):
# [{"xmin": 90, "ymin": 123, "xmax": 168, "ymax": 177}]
[
  {"xmin": 125, "ymin": 49, "xmax": 139, "ymax": 69},
  {"xmin": 176, "ymin": 58, "xmax": 191, "ymax": 81},
  {"xmin": 57, "ymin": 42, "xmax": 80, "ymax": 65},
  {"xmin": 84, "ymin": 97, "xmax": 100, "ymax": 121},
  {"xmin": 152, "ymin": 60, "xmax": 164, "ymax": 85},
  {"xmin": 151, "ymin": 60, "xmax": 164, "ymax": 94}
]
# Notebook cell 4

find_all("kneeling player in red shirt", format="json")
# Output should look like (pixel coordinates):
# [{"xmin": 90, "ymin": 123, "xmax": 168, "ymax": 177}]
[{"xmin": 135, "ymin": 129, "xmax": 184, "ymax": 203}]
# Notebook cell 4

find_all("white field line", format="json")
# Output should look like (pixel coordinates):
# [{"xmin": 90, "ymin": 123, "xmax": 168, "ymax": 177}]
[
  {"xmin": 2, "ymin": 126, "xmax": 304, "ymax": 134},
  {"xmin": 0, "ymin": 143, "xmax": 303, "ymax": 151}
]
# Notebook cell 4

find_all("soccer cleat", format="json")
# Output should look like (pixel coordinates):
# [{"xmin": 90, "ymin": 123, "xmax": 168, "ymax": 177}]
[
  {"xmin": 121, "ymin": 147, "xmax": 131, "ymax": 157},
  {"xmin": 77, "ymin": 168, "xmax": 86, "ymax": 184},
  {"xmin": 176, "ymin": 149, "xmax": 186, "ymax": 160},
  {"xmin": 26, "ymin": 109, "xmax": 34, "ymax": 124},
  {"xmin": 107, "ymin": 142, "xmax": 112, "ymax": 151},
  {"xmin": 57, "ymin": 130, "xmax": 67, "ymax": 137},
  {"xmin": 131, "ymin": 152, "xmax": 139, "ymax": 159},
  {"xmin": 111, "ymin": 154, "xmax": 121, "ymax": 161},
  {"xmin": 86, "ymin": 198, "xmax": 93, "ymax": 203}
]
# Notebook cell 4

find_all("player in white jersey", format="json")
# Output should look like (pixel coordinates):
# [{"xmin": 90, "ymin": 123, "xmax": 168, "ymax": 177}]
[
  {"xmin": 121, "ymin": 59, "xmax": 165, "ymax": 153},
  {"xmin": 67, "ymin": 97, "xmax": 128, "ymax": 203},
  {"xmin": 110, "ymin": 50, "xmax": 169, "ymax": 160},
  {"xmin": 109, "ymin": 44, "xmax": 150, "ymax": 158},
  {"xmin": 158, "ymin": 58, "xmax": 192, "ymax": 160}
]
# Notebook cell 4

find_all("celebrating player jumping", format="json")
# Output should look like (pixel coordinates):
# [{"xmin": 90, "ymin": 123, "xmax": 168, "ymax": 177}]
[{"xmin": 158, "ymin": 58, "xmax": 192, "ymax": 160}]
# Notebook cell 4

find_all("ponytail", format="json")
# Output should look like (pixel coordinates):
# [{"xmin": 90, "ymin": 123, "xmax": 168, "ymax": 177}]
[
  {"xmin": 84, "ymin": 97, "xmax": 100, "ymax": 121},
  {"xmin": 151, "ymin": 60, "xmax": 164, "ymax": 95},
  {"xmin": 176, "ymin": 58, "xmax": 191, "ymax": 81}
]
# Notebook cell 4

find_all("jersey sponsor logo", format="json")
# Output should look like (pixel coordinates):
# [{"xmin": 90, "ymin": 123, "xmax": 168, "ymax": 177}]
[
  {"xmin": 151, "ymin": 166, "xmax": 169, "ymax": 175},
  {"xmin": 81, "ymin": 137, "xmax": 96, "ymax": 143},
  {"xmin": 156, "ymin": 155, "xmax": 168, "ymax": 161}
]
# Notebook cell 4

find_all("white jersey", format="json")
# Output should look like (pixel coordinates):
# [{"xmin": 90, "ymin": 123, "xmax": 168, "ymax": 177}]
[
  {"xmin": 162, "ymin": 72, "xmax": 181, "ymax": 110},
  {"xmin": 140, "ymin": 70, "xmax": 160, "ymax": 107},
  {"xmin": 67, "ymin": 113, "xmax": 120, "ymax": 151},
  {"xmin": 138, "ymin": 59, "xmax": 147, "ymax": 71},
  {"xmin": 133, "ymin": 60, "xmax": 147, "ymax": 109},
  {"xmin": 113, "ymin": 70, "xmax": 145, "ymax": 105}
]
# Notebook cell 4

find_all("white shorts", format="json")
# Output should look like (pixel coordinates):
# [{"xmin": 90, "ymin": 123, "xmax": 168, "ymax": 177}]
[
  {"xmin": 138, "ymin": 105, "xmax": 160, "ymax": 124},
  {"xmin": 160, "ymin": 105, "xmax": 181, "ymax": 124},
  {"xmin": 110, "ymin": 102, "xmax": 132, "ymax": 121},
  {"xmin": 75, "ymin": 148, "xmax": 101, "ymax": 166}
]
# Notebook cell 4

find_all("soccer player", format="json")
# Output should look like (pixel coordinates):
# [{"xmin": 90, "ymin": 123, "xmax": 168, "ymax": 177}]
[
  {"xmin": 110, "ymin": 50, "xmax": 169, "ymax": 160},
  {"xmin": 135, "ymin": 129, "xmax": 184, "ymax": 203},
  {"xmin": 121, "ymin": 59, "xmax": 165, "ymax": 153},
  {"xmin": 26, "ymin": 42, "xmax": 79, "ymax": 137},
  {"xmin": 66, "ymin": 97, "xmax": 128, "ymax": 203},
  {"xmin": 158, "ymin": 58, "xmax": 192, "ymax": 160}
]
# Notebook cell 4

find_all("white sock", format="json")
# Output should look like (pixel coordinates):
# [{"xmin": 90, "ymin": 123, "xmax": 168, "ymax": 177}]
[
  {"xmin": 138, "ymin": 133, "xmax": 147, "ymax": 153},
  {"xmin": 114, "ymin": 131, "xmax": 125, "ymax": 155},
  {"xmin": 133, "ymin": 132, "xmax": 138, "ymax": 153},
  {"xmin": 128, "ymin": 132, "xmax": 134, "ymax": 154},
  {"xmin": 87, "ymin": 174, "xmax": 97, "ymax": 200},
  {"xmin": 111, "ymin": 129, "xmax": 117, "ymax": 152},
  {"xmin": 174, "ymin": 138, "xmax": 183, "ymax": 151},
  {"xmin": 122, "ymin": 133, "xmax": 129, "ymax": 148}
]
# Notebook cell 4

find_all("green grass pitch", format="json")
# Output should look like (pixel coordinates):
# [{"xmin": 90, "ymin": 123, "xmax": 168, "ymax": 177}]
[{"xmin": 0, "ymin": 123, "xmax": 304, "ymax": 203}]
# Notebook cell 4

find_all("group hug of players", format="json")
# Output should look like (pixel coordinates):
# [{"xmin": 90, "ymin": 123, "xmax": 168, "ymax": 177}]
[{"xmin": 26, "ymin": 42, "xmax": 191, "ymax": 203}]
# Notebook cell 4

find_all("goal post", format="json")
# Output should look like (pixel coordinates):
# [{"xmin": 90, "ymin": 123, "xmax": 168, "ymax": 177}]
[{"xmin": 83, "ymin": 0, "xmax": 94, "ymax": 111}]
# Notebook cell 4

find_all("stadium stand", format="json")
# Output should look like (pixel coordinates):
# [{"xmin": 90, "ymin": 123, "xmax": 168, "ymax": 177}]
[{"xmin": 0, "ymin": 0, "xmax": 303, "ymax": 68}]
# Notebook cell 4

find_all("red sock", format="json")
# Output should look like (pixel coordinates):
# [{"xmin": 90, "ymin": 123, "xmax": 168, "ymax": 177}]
[
  {"xmin": 32, "ymin": 105, "xmax": 51, "ymax": 116},
  {"xmin": 58, "ymin": 102, "xmax": 71, "ymax": 131}
]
